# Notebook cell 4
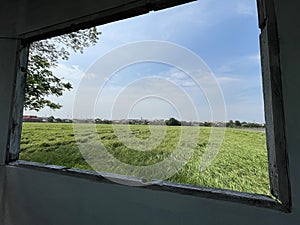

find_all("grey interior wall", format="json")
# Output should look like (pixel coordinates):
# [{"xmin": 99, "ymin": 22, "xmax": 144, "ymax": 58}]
[
  {"xmin": 16, "ymin": 0, "xmax": 194, "ymax": 41},
  {"xmin": 0, "ymin": 166, "xmax": 297, "ymax": 225},
  {"xmin": 0, "ymin": 40, "xmax": 19, "ymax": 165},
  {"xmin": 0, "ymin": 0, "xmax": 300, "ymax": 224},
  {"xmin": 276, "ymin": 0, "xmax": 300, "ymax": 217}
]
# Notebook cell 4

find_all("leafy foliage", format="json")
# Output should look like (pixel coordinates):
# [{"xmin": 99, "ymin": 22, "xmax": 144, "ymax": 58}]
[
  {"xmin": 25, "ymin": 27, "xmax": 101, "ymax": 111},
  {"xmin": 165, "ymin": 117, "xmax": 181, "ymax": 126},
  {"xmin": 235, "ymin": 120, "xmax": 242, "ymax": 127}
]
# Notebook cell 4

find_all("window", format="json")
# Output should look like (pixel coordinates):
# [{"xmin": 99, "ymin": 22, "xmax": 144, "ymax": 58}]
[{"xmin": 8, "ymin": 0, "xmax": 291, "ymax": 212}]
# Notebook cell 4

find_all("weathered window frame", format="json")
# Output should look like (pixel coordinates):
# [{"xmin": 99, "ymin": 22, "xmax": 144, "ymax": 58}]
[
  {"xmin": 257, "ymin": 0, "xmax": 291, "ymax": 211},
  {"xmin": 6, "ymin": 0, "xmax": 291, "ymax": 212}
]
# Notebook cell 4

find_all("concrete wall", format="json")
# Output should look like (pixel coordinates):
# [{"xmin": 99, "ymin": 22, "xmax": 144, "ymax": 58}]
[
  {"xmin": 0, "ymin": 165, "xmax": 297, "ymax": 225},
  {"xmin": 1, "ymin": 0, "xmax": 300, "ymax": 224}
]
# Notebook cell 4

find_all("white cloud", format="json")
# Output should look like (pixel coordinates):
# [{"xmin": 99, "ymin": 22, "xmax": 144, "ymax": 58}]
[
  {"xmin": 216, "ymin": 53, "xmax": 261, "ymax": 76},
  {"xmin": 182, "ymin": 81, "xmax": 196, "ymax": 87},
  {"xmin": 217, "ymin": 76, "xmax": 240, "ymax": 83},
  {"xmin": 52, "ymin": 63, "xmax": 85, "ymax": 83},
  {"xmin": 217, "ymin": 65, "xmax": 234, "ymax": 74},
  {"xmin": 170, "ymin": 71, "xmax": 189, "ymax": 80}
]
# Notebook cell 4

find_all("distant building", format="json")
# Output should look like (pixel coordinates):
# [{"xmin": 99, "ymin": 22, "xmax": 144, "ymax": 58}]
[{"xmin": 23, "ymin": 115, "xmax": 43, "ymax": 122}]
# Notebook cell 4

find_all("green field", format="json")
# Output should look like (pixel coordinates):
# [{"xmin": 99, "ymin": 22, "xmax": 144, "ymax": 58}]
[{"xmin": 20, "ymin": 122, "xmax": 270, "ymax": 195}]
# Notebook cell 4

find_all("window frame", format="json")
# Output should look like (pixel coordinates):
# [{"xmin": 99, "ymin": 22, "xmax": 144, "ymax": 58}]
[{"xmin": 6, "ymin": 0, "xmax": 291, "ymax": 212}]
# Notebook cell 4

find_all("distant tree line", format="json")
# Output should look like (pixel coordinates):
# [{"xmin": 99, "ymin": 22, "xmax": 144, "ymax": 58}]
[
  {"xmin": 23, "ymin": 116, "xmax": 265, "ymax": 128},
  {"xmin": 225, "ymin": 120, "xmax": 265, "ymax": 128},
  {"xmin": 47, "ymin": 116, "xmax": 72, "ymax": 123},
  {"xmin": 95, "ymin": 118, "xmax": 112, "ymax": 124}
]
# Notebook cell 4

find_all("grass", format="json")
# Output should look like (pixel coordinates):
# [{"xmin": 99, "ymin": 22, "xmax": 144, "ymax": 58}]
[{"xmin": 20, "ymin": 122, "xmax": 270, "ymax": 195}]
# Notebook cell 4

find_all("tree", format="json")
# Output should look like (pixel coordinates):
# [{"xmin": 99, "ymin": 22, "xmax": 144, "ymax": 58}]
[
  {"xmin": 234, "ymin": 120, "xmax": 241, "ymax": 127},
  {"xmin": 55, "ymin": 118, "xmax": 63, "ymax": 123},
  {"xmin": 203, "ymin": 121, "xmax": 212, "ymax": 127},
  {"xmin": 47, "ymin": 116, "xmax": 55, "ymax": 123},
  {"xmin": 95, "ymin": 118, "xmax": 102, "ymax": 124},
  {"xmin": 25, "ymin": 27, "xmax": 101, "ymax": 111},
  {"xmin": 165, "ymin": 118, "xmax": 181, "ymax": 126},
  {"xmin": 226, "ymin": 120, "xmax": 234, "ymax": 128}
]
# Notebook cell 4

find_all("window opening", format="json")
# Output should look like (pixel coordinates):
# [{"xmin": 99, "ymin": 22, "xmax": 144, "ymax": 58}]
[{"xmin": 15, "ymin": 0, "xmax": 286, "ymax": 208}]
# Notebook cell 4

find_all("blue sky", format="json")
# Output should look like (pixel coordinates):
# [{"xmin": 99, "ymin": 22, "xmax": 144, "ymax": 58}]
[{"xmin": 25, "ymin": 0, "xmax": 265, "ymax": 123}]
